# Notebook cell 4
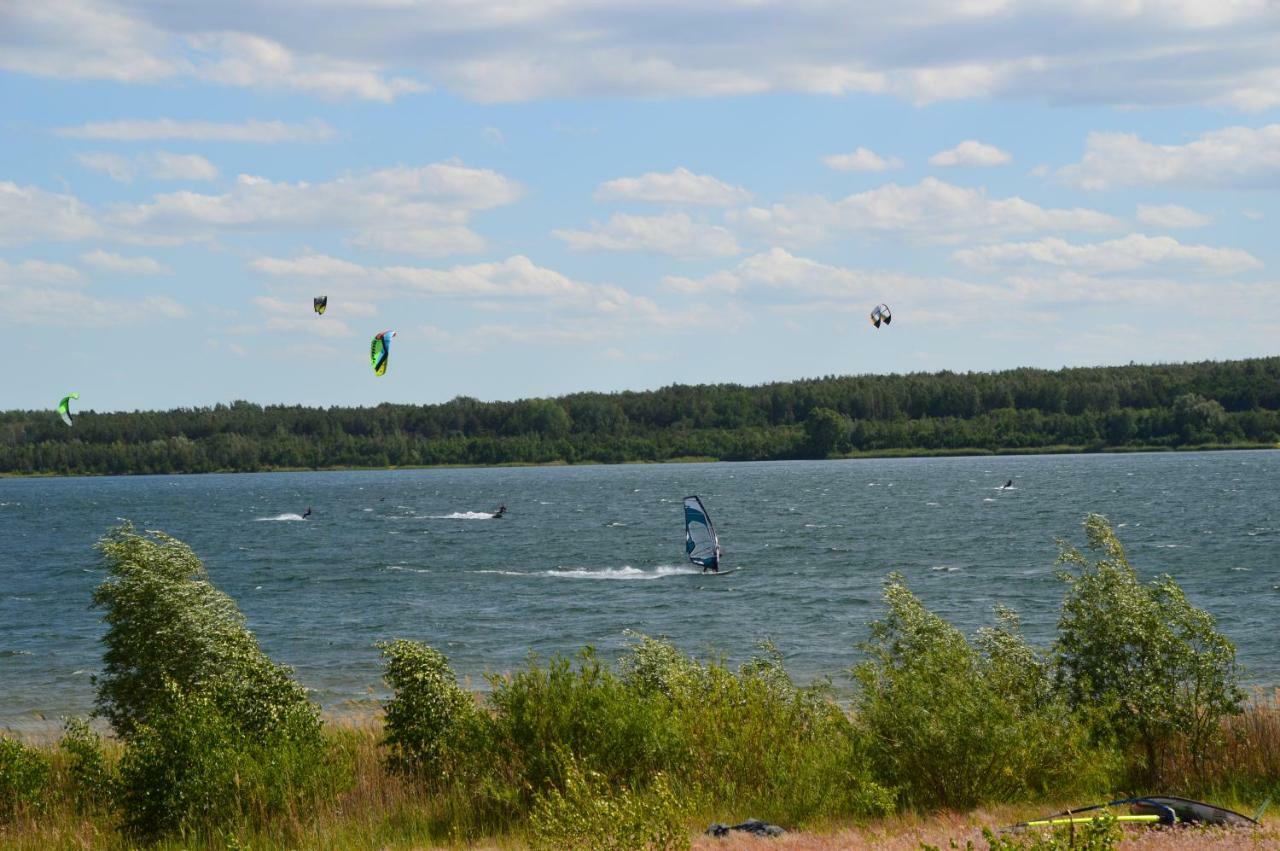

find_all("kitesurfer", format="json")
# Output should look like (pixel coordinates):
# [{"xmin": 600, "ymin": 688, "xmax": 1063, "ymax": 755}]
[
  {"xmin": 1002, "ymin": 479, "xmax": 1013, "ymax": 490},
  {"xmin": 302, "ymin": 507, "xmax": 312, "ymax": 519},
  {"xmin": 492, "ymin": 504, "xmax": 507, "ymax": 519}
]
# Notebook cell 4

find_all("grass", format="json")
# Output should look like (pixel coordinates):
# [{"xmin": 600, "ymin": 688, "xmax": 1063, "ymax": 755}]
[{"xmin": 5, "ymin": 697, "xmax": 1280, "ymax": 851}]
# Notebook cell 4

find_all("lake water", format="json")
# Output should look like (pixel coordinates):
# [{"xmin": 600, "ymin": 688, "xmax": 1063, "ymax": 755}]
[{"xmin": 2, "ymin": 451, "xmax": 1277, "ymax": 732}]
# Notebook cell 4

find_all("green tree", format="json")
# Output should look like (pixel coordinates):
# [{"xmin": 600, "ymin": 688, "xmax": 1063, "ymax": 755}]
[
  {"xmin": 92, "ymin": 523, "xmax": 319, "ymax": 741},
  {"xmin": 1054, "ymin": 514, "xmax": 1243, "ymax": 784},
  {"xmin": 803, "ymin": 407, "xmax": 850, "ymax": 457},
  {"xmin": 852, "ymin": 575, "xmax": 1100, "ymax": 810}
]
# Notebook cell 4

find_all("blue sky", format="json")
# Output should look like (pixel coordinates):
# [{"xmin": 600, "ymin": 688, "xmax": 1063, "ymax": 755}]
[{"xmin": 2, "ymin": 1, "xmax": 1278, "ymax": 412}]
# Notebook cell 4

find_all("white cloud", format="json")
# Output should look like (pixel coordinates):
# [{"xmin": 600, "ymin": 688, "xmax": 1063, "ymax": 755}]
[
  {"xmin": 0, "ymin": 276, "xmax": 186, "ymax": 327},
  {"xmin": 81, "ymin": 250, "xmax": 171, "ymax": 275},
  {"xmin": 76, "ymin": 150, "xmax": 218, "ymax": 182},
  {"xmin": 1059, "ymin": 124, "xmax": 1280, "ymax": 189},
  {"xmin": 823, "ymin": 147, "xmax": 903, "ymax": 172},
  {"xmin": 251, "ymin": 252, "xmax": 684, "ymax": 336},
  {"xmin": 108, "ymin": 161, "xmax": 522, "ymax": 253},
  {"xmin": 0, "ymin": 182, "xmax": 102, "ymax": 245},
  {"xmin": 349, "ymin": 226, "xmax": 488, "ymax": 257},
  {"xmin": 952, "ymin": 234, "xmax": 1262, "ymax": 275},
  {"xmin": 251, "ymin": 295, "xmax": 353, "ymax": 338},
  {"xmin": 59, "ymin": 118, "xmax": 336, "ymax": 143},
  {"xmin": 594, "ymin": 167, "xmax": 751, "ymax": 206},
  {"xmin": 0, "ymin": 1, "xmax": 424, "ymax": 101},
  {"xmin": 7, "ymin": 1, "xmax": 1280, "ymax": 108},
  {"xmin": 1243, "ymin": 209, "xmax": 1264, "ymax": 221},
  {"xmin": 554, "ymin": 212, "xmax": 741, "ymax": 258},
  {"xmin": 0, "ymin": 259, "xmax": 85, "ymax": 287},
  {"xmin": 731, "ymin": 177, "xmax": 1121, "ymax": 246},
  {"xmin": 1136, "ymin": 204, "xmax": 1210, "ymax": 229},
  {"xmin": 929, "ymin": 140, "xmax": 1012, "ymax": 167}
]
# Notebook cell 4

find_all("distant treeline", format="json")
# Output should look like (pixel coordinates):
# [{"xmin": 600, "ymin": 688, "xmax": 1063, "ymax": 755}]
[{"xmin": 3, "ymin": 357, "xmax": 1279, "ymax": 475}]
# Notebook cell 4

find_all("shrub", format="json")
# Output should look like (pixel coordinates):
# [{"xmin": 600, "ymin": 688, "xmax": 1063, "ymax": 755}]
[
  {"xmin": 853, "ymin": 574, "xmax": 1103, "ymax": 810},
  {"xmin": 620, "ymin": 634, "xmax": 894, "ymax": 824},
  {"xmin": 0, "ymin": 736, "xmax": 50, "ymax": 821},
  {"xmin": 59, "ymin": 716, "xmax": 116, "ymax": 812},
  {"xmin": 1055, "ymin": 514, "xmax": 1244, "ymax": 783},
  {"xmin": 378, "ymin": 638, "xmax": 488, "ymax": 782},
  {"xmin": 487, "ymin": 648, "xmax": 689, "ymax": 800},
  {"xmin": 92, "ymin": 522, "xmax": 318, "ymax": 741},
  {"xmin": 529, "ymin": 751, "xmax": 689, "ymax": 851},
  {"xmin": 117, "ymin": 679, "xmax": 331, "ymax": 840}
]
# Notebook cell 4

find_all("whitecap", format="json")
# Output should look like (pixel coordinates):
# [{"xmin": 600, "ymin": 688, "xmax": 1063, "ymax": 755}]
[
  {"xmin": 429, "ymin": 511, "xmax": 497, "ymax": 520},
  {"xmin": 386, "ymin": 565, "xmax": 430, "ymax": 574},
  {"xmin": 544, "ymin": 565, "xmax": 698, "ymax": 580},
  {"xmin": 254, "ymin": 513, "xmax": 306, "ymax": 522},
  {"xmin": 931, "ymin": 565, "xmax": 962, "ymax": 573}
]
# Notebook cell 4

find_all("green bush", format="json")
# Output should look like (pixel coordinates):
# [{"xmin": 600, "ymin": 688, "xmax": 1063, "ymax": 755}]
[
  {"xmin": 1055, "ymin": 514, "xmax": 1244, "ymax": 783},
  {"xmin": 618, "ymin": 634, "xmax": 893, "ymax": 824},
  {"xmin": 853, "ymin": 575, "xmax": 1105, "ymax": 811},
  {"xmin": 117, "ymin": 679, "xmax": 332, "ymax": 840},
  {"xmin": 0, "ymin": 736, "xmax": 50, "ymax": 821},
  {"xmin": 488, "ymin": 648, "xmax": 689, "ymax": 800},
  {"xmin": 529, "ymin": 751, "xmax": 689, "ymax": 851},
  {"xmin": 59, "ymin": 716, "xmax": 116, "ymax": 813},
  {"xmin": 378, "ymin": 638, "xmax": 489, "ymax": 782},
  {"xmin": 92, "ymin": 522, "xmax": 318, "ymax": 741}
]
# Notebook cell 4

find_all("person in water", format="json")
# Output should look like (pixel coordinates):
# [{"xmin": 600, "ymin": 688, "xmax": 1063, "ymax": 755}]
[{"xmin": 302, "ymin": 507, "xmax": 312, "ymax": 518}]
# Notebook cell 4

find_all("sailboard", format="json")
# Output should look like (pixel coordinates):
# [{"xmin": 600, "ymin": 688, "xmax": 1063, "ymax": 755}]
[
  {"xmin": 1012, "ymin": 796, "xmax": 1259, "ymax": 832},
  {"xmin": 683, "ymin": 495, "xmax": 722, "ymax": 573}
]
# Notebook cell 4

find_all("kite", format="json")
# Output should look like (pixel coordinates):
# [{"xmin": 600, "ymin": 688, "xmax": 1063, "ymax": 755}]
[
  {"xmin": 370, "ymin": 330, "xmax": 397, "ymax": 376},
  {"xmin": 314, "ymin": 296, "xmax": 328, "ymax": 315},
  {"xmin": 870, "ymin": 303, "xmax": 892, "ymax": 329},
  {"xmin": 58, "ymin": 392, "xmax": 79, "ymax": 427}
]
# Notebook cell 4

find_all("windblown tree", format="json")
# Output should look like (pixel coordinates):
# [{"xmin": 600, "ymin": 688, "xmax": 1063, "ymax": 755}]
[{"xmin": 1054, "ymin": 514, "xmax": 1244, "ymax": 784}]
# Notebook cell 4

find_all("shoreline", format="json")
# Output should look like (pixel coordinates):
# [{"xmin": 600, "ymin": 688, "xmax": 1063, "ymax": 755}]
[{"xmin": 1, "ymin": 441, "xmax": 1275, "ymax": 480}]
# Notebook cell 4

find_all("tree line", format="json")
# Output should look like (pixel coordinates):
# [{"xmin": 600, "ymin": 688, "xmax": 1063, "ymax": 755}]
[{"xmin": 2, "ymin": 357, "xmax": 1277, "ymax": 475}]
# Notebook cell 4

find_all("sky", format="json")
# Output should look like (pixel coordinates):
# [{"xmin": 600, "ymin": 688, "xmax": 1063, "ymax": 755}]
[{"xmin": 2, "ymin": 0, "xmax": 1279, "ymax": 412}]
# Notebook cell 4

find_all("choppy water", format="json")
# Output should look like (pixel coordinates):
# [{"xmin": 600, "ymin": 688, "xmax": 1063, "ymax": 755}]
[{"xmin": 2, "ymin": 451, "xmax": 1277, "ymax": 731}]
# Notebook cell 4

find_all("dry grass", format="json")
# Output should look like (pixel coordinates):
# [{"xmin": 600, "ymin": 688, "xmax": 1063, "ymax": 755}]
[{"xmin": 7, "ymin": 704, "xmax": 1280, "ymax": 850}]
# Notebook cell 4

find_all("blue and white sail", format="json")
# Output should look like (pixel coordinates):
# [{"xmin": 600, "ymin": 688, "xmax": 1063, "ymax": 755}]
[{"xmin": 683, "ymin": 495, "xmax": 721, "ymax": 571}]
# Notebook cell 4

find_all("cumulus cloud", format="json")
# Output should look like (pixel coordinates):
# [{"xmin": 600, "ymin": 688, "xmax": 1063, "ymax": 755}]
[
  {"xmin": 252, "ymin": 252, "xmax": 692, "ymax": 346},
  {"xmin": 929, "ymin": 140, "xmax": 1012, "ymax": 167},
  {"xmin": 59, "ymin": 118, "xmax": 336, "ymax": 142},
  {"xmin": 81, "ymin": 249, "xmax": 171, "ymax": 275},
  {"xmin": 730, "ymin": 177, "xmax": 1121, "ymax": 246},
  {"xmin": 952, "ymin": 234, "xmax": 1262, "ymax": 275},
  {"xmin": 594, "ymin": 167, "xmax": 751, "ymax": 206},
  {"xmin": 0, "ymin": 182, "xmax": 102, "ymax": 245},
  {"xmin": 107, "ymin": 161, "xmax": 521, "ymax": 254},
  {"xmin": 1059, "ymin": 124, "xmax": 1280, "ymax": 189},
  {"xmin": 6, "ymin": 1, "xmax": 1280, "ymax": 108},
  {"xmin": 0, "ymin": 259, "xmax": 85, "ymax": 287},
  {"xmin": 823, "ymin": 147, "xmax": 903, "ymax": 172},
  {"xmin": 554, "ymin": 212, "xmax": 741, "ymax": 258},
  {"xmin": 0, "ymin": 0, "xmax": 424, "ymax": 101},
  {"xmin": 76, "ymin": 150, "xmax": 218, "ymax": 182},
  {"xmin": 1136, "ymin": 204, "xmax": 1210, "ymax": 229}
]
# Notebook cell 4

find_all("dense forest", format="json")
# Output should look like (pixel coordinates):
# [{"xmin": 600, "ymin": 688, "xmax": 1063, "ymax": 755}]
[{"xmin": 2, "ymin": 358, "xmax": 1278, "ymax": 475}]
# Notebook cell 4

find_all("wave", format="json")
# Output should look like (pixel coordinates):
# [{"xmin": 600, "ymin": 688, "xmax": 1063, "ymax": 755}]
[
  {"xmin": 544, "ymin": 565, "xmax": 699, "ymax": 580},
  {"xmin": 385, "ymin": 565, "xmax": 430, "ymax": 574},
  {"xmin": 931, "ymin": 565, "xmax": 962, "ymax": 573},
  {"xmin": 255, "ymin": 513, "xmax": 307, "ymax": 522},
  {"xmin": 430, "ymin": 511, "xmax": 498, "ymax": 520}
]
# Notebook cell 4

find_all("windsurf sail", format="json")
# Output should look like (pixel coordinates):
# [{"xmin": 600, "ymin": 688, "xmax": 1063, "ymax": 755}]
[
  {"xmin": 57, "ymin": 392, "xmax": 79, "ymax": 427},
  {"xmin": 1013, "ymin": 796, "xmax": 1259, "ymax": 831},
  {"xmin": 683, "ymin": 496, "xmax": 721, "ymax": 571}
]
